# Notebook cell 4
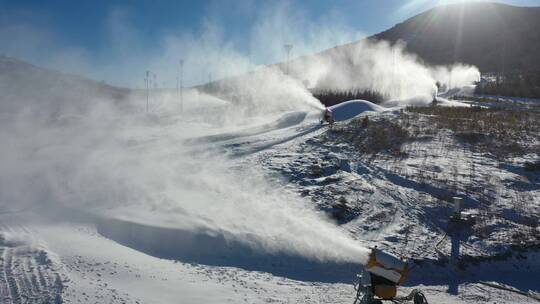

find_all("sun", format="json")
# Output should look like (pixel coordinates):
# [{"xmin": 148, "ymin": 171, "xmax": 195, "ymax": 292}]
[{"xmin": 399, "ymin": 0, "xmax": 476, "ymax": 16}]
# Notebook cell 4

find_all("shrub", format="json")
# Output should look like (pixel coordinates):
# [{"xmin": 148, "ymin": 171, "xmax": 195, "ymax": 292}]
[
  {"xmin": 525, "ymin": 161, "xmax": 540, "ymax": 171},
  {"xmin": 328, "ymin": 117, "xmax": 409, "ymax": 156},
  {"xmin": 404, "ymin": 106, "xmax": 539, "ymax": 158}
]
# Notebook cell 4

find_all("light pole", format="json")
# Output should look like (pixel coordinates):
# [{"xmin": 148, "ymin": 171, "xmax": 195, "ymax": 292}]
[
  {"xmin": 501, "ymin": 31, "xmax": 506, "ymax": 85},
  {"xmin": 283, "ymin": 44, "xmax": 293, "ymax": 75},
  {"xmin": 179, "ymin": 59, "xmax": 184, "ymax": 113},
  {"xmin": 145, "ymin": 70, "xmax": 150, "ymax": 113},
  {"xmin": 392, "ymin": 48, "xmax": 396, "ymax": 97},
  {"xmin": 449, "ymin": 68, "xmax": 453, "ymax": 90},
  {"xmin": 153, "ymin": 73, "xmax": 157, "ymax": 105}
]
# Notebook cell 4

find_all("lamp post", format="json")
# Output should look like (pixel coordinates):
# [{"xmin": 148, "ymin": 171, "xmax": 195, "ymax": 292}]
[
  {"xmin": 145, "ymin": 70, "xmax": 150, "ymax": 113},
  {"xmin": 283, "ymin": 44, "xmax": 293, "ymax": 75},
  {"xmin": 179, "ymin": 59, "xmax": 184, "ymax": 113},
  {"xmin": 449, "ymin": 68, "xmax": 453, "ymax": 90}
]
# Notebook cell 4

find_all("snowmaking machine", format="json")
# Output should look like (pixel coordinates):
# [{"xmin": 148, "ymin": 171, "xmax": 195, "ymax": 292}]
[
  {"xmin": 321, "ymin": 108, "xmax": 335, "ymax": 125},
  {"xmin": 353, "ymin": 248, "xmax": 428, "ymax": 304}
]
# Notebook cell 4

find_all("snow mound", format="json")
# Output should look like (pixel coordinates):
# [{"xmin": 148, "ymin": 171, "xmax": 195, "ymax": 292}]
[{"xmin": 328, "ymin": 100, "xmax": 384, "ymax": 121}]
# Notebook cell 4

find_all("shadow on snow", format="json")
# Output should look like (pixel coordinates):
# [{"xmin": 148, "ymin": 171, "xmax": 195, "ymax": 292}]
[{"xmin": 96, "ymin": 217, "xmax": 361, "ymax": 283}]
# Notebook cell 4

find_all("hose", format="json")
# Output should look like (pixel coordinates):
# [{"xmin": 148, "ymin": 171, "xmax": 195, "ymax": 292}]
[
  {"xmin": 392, "ymin": 289, "xmax": 428, "ymax": 304},
  {"xmin": 413, "ymin": 291, "xmax": 428, "ymax": 304}
]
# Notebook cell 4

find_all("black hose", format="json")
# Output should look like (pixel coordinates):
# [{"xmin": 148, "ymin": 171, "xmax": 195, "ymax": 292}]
[{"xmin": 413, "ymin": 291, "xmax": 428, "ymax": 304}]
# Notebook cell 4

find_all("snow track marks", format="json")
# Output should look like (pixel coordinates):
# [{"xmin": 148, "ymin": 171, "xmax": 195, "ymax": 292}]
[{"xmin": 0, "ymin": 244, "xmax": 63, "ymax": 303}]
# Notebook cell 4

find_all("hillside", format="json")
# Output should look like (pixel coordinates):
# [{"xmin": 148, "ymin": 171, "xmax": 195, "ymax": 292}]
[
  {"xmin": 371, "ymin": 2, "xmax": 540, "ymax": 72},
  {"xmin": 0, "ymin": 56, "xmax": 131, "ymax": 115}
]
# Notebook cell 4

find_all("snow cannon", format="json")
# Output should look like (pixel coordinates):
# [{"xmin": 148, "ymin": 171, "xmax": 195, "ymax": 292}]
[
  {"xmin": 365, "ymin": 248, "xmax": 409, "ymax": 288},
  {"xmin": 353, "ymin": 248, "xmax": 426, "ymax": 304},
  {"xmin": 320, "ymin": 108, "xmax": 335, "ymax": 125}
]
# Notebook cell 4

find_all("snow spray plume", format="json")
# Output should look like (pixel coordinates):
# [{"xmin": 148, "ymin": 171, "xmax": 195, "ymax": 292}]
[
  {"xmin": 0, "ymin": 57, "xmax": 368, "ymax": 264},
  {"xmin": 287, "ymin": 40, "xmax": 480, "ymax": 105},
  {"xmin": 201, "ymin": 66, "xmax": 325, "ymax": 115},
  {"xmin": 431, "ymin": 63, "xmax": 481, "ymax": 89}
]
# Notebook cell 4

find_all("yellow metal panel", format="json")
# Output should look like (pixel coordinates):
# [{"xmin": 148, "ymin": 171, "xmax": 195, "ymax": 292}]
[{"xmin": 374, "ymin": 285, "xmax": 397, "ymax": 299}]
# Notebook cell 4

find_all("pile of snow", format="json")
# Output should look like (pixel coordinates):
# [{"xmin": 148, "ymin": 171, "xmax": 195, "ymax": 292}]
[{"xmin": 328, "ymin": 100, "xmax": 385, "ymax": 122}]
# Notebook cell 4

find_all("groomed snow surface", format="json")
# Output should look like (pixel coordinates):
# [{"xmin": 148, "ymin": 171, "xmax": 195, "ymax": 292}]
[{"xmin": 1, "ymin": 81, "xmax": 539, "ymax": 304}]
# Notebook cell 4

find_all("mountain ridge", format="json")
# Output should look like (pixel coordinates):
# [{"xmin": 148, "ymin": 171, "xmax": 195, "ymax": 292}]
[{"xmin": 370, "ymin": 2, "xmax": 540, "ymax": 72}]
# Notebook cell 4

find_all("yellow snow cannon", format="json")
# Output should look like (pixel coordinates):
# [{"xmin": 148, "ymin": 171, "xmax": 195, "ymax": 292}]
[
  {"xmin": 354, "ymin": 248, "xmax": 422, "ymax": 304},
  {"xmin": 365, "ymin": 248, "xmax": 409, "ymax": 290},
  {"xmin": 320, "ymin": 108, "xmax": 335, "ymax": 125}
]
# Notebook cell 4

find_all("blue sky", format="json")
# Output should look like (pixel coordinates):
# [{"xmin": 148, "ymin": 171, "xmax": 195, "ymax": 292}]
[{"xmin": 1, "ymin": 0, "xmax": 538, "ymax": 86}]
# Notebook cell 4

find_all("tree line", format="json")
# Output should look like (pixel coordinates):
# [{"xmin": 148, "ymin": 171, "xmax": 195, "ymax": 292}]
[{"xmin": 475, "ymin": 70, "xmax": 540, "ymax": 99}]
